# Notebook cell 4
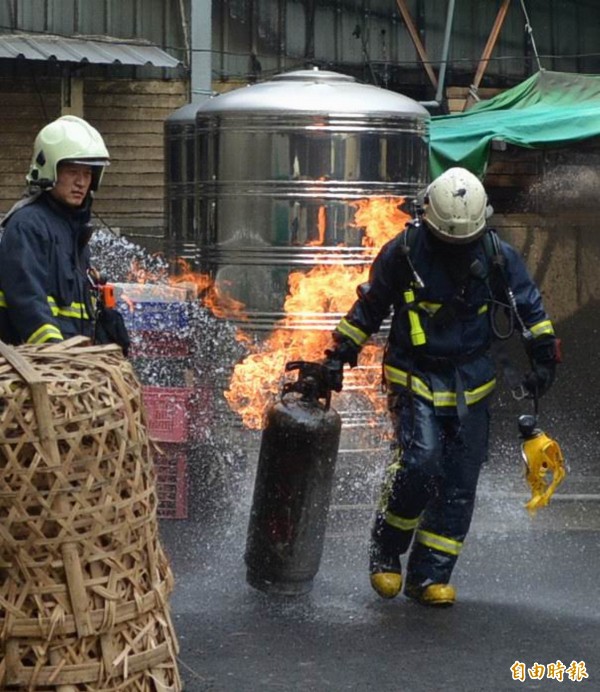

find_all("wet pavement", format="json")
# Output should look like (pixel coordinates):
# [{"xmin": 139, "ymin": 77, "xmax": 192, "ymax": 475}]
[{"xmin": 159, "ymin": 444, "xmax": 600, "ymax": 692}]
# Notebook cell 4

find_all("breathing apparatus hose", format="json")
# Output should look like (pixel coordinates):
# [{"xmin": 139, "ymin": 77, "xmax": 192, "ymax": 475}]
[
  {"xmin": 485, "ymin": 257, "xmax": 540, "ymax": 404},
  {"xmin": 489, "ymin": 296, "xmax": 515, "ymax": 340},
  {"xmin": 489, "ymin": 280, "xmax": 532, "ymax": 342}
]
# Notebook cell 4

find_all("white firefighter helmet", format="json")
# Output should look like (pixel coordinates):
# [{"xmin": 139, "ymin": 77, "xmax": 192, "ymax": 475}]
[
  {"xmin": 27, "ymin": 115, "xmax": 110, "ymax": 191},
  {"xmin": 423, "ymin": 167, "xmax": 488, "ymax": 243}
]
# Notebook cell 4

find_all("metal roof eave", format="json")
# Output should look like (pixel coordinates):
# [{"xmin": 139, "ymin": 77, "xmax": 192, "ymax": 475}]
[{"xmin": 0, "ymin": 32, "xmax": 181, "ymax": 68}]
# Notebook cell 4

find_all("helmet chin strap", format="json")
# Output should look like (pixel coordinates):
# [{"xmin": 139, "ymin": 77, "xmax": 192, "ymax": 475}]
[{"xmin": 425, "ymin": 221, "xmax": 483, "ymax": 250}]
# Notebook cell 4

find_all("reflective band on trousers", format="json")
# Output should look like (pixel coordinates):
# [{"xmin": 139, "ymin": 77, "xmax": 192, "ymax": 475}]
[
  {"xmin": 384, "ymin": 510, "xmax": 420, "ymax": 532},
  {"xmin": 383, "ymin": 364, "xmax": 496, "ymax": 407},
  {"xmin": 416, "ymin": 529, "xmax": 463, "ymax": 556}
]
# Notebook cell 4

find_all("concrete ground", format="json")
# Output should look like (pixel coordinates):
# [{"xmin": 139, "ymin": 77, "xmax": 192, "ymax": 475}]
[{"xmin": 159, "ymin": 445, "xmax": 600, "ymax": 692}]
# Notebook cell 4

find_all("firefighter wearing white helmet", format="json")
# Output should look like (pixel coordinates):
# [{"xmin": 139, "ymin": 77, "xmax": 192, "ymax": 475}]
[
  {"xmin": 0, "ymin": 115, "xmax": 127, "ymax": 353},
  {"xmin": 423, "ymin": 167, "xmax": 488, "ymax": 244},
  {"xmin": 27, "ymin": 114, "xmax": 110, "ymax": 191},
  {"xmin": 323, "ymin": 166, "xmax": 559, "ymax": 607}
]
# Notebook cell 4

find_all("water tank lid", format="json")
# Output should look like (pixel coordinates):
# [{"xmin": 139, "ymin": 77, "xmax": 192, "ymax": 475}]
[
  {"xmin": 197, "ymin": 68, "xmax": 429, "ymax": 118},
  {"xmin": 165, "ymin": 101, "xmax": 206, "ymax": 123},
  {"xmin": 270, "ymin": 68, "xmax": 355, "ymax": 84}
]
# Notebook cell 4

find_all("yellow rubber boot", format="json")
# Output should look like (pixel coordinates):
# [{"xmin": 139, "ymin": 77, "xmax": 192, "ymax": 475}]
[
  {"xmin": 370, "ymin": 572, "xmax": 403, "ymax": 599},
  {"xmin": 405, "ymin": 582, "xmax": 456, "ymax": 607}
]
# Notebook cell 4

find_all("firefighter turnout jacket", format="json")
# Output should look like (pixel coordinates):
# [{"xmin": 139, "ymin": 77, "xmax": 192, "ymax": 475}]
[
  {"xmin": 335, "ymin": 221, "xmax": 554, "ymax": 415},
  {"xmin": 0, "ymin": 192, "xmax": 95, "ymax": 345}
]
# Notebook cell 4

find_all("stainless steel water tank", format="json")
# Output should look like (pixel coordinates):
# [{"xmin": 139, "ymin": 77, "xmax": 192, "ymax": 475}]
[
  {"xmin": 164, "ymin": 101, "xmax": 206, "ymax": 265},
  {"xmin": 167, "ymin": 68, "xmax": 430, "ymax": 330},
  {"xmin": 166, "ymin": 69, "xmax": 431, "ymax": 511}
]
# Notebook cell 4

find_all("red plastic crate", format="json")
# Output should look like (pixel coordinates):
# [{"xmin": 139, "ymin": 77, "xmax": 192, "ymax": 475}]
[
  {"xmin": 143, "ymin": 386, "xmax": 192, "ymax": 443},
  {"xmin": 154, "ymin": 444, "xmax": 188, "ymax": 519}
]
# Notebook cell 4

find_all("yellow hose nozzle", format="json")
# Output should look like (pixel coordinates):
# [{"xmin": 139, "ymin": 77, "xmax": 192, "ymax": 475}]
[{"xmin": 521, "ymin": 428, "xmax": 566, "ymax": 515}]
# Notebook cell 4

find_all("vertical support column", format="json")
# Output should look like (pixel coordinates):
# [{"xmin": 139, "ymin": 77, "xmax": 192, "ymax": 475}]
[
  {"xmin": 191, "ymin": 0, "xmax": 214, "ymax": 103},
  {"xmin": 278, "ymin": 0, "xmax": 287, "ymax": 72},
  {"xmin": 305, "ymin": 0, "xmax": 316, "ymax": 61},
  {"xmin": 60, "ymin": 67, "xmax": 84, "ymax": 117}
]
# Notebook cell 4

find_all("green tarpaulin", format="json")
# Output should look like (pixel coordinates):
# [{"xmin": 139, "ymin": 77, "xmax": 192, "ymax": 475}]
[{"xmin": 429, "ymin": 70, "xmax": 600, "ymax": 178}]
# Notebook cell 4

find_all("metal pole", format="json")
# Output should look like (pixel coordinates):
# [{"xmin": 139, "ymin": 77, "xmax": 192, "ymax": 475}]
[
  {"xmin": 434, "ymin": 0, "xmax": 456, "ymax": 105},
  {"xmin": 191, "ymin": 0, "xmax": 214, "ymax": 103},
  {"xmin": 178, "ymin": 0, "xmax": 191, "ymax": 68},
  {"xmin": 520, "ymin": 0, "xmax": 543, "ymax": 72}
]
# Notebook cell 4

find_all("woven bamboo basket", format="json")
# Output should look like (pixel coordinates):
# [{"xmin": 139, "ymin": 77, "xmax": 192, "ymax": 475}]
[{"xmin": 0, "ymin": 338, "xmax": 181, "ymax": 691}]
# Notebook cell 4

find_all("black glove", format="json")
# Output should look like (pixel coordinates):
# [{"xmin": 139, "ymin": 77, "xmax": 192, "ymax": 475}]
[
  {"xmin": 324, "ymin": 336, "xmax": 360, "ymax": 368},
  {"xmin": 323, "ymin": 358, "xmax": 344, "ymax": 392},
  {"xmin": 522, "ymin": 362, "xmax": 555, "ymax": 398},
  {"xmin": 95, "ymin": 307, "xmax": 131, "ymax": 357},
  {"xmin": 522, "ymin": 336, "xmax": 559, "ymax": 398},
  {"xmin": 322, "ymin": 336, "xmax": 360, "ymax": 393}
]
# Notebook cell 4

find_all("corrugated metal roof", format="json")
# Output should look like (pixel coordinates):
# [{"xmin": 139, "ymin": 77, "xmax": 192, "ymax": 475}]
[{"xmin": 0, "ymin": 32, "xmax": 181, "ymax": 68}]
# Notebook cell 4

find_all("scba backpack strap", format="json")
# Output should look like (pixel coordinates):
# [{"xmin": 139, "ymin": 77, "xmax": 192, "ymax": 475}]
[
  {"xmin": 482, "ymin": 228, "xmax": 506, "ymax": 291},
  {"xmin": 0, "ymin": 190, "xmax": 43, "ymax": 230},
  {"xmin": 400, "ymin": 223, "xmax": 503, "ymax": 291},
  {"xmin": 399, "ymin": 225, "xmax": 513, "ymax": 345}
]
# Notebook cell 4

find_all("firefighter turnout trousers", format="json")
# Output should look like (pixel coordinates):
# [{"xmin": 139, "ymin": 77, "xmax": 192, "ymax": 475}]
[{"xmin": 371, "ymin": 390, "xmax": 490, "ymax": 585}]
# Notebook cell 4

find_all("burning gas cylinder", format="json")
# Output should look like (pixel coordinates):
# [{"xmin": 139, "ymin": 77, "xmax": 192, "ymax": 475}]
[{"xmin": 245, "ymin": 361, "xmax": 342, "ymax": 596}]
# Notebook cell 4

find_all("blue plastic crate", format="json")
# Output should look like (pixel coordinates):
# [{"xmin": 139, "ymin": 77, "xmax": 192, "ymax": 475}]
[{"xmin": 117, "ymin": 300, "xmax": 190, "ymax": 333}]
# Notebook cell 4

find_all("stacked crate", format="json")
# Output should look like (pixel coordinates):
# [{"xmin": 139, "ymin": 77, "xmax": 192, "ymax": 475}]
[
  {"xmin": 142, "ymin": 386, "xmax": 191, "ymax": 519},
  {"xmin": 115, "ymin": 283, "xmax": 197, "ymax": 519}
]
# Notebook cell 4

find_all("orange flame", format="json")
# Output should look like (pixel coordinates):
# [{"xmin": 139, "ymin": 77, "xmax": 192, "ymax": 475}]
[
  {"xmin": 224, "ymin": 197, "xmax": 411, "ymax": 429},
  {"xmin": 306, "ymin": 206, "xmax": 327, "ymax": 247},
  {"xmin": 170, "ymin": 260, "xmax": 247, "ymax": 320},
  {"xmin": 125, "ymin": 258, "xmax": 247, "ymax": 321},
  {"xmin": 127, "ymin": 258, "xmax": 169, "ymax": 285}
]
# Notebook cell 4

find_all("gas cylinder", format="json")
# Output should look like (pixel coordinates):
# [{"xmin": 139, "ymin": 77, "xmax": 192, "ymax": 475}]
[{"xmin": 245, "ymin": 361, "xmax": 342, "ymax": 596}]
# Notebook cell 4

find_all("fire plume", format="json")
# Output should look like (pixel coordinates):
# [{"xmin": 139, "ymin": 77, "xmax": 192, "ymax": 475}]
[
  {"xmin": 123, "ymin": 258, "xmax": 247, "ymax": 320},
  {"xmin": 170, "ymin": 260, "xmax": 247, "ymax": 320},
  {"xmin": 224, "ymin": 197, "xmax": 411, "ymax": 429},
  {"xmin": 353, "ymin": 197, "xmax": 412, "ymax": 248}
]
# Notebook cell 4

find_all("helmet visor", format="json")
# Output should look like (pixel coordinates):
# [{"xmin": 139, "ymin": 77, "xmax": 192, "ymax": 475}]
[{"xmin": 66, "ymin": 158, "xmax": 110, "ymax": 167}]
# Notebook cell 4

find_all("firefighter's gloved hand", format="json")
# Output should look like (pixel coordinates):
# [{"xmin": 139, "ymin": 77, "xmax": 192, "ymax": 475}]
[
  {"xmin": 523, "ymin": 362, "xmax": 555, "ymax": 398},
  {"xmin": 523, "ymin": 336, "xmax": 559, "ymax": 398},
  {"xmin": 324, "ymin": 337, "xmax": 360, "ymax": 368},
  {"xmin": 95, "ymin": 307, "xmax": 131, "ymax": 357},
  {"xmin": 323, "ymin": 336, "xmax": 361, "ymax": 392},
  {"xmin": 323, "ymin": 357, "xmax": 344, "ymax": 392}
]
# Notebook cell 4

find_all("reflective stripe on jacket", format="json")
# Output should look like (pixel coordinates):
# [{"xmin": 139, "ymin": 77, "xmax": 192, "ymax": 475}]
[
  {"xmin": 334, "ymin": 221, "xmax": 554, "ymax": 414},
  {"xmin": 0, "ymin": 192, "xmax": 94, "ymax": 345}
]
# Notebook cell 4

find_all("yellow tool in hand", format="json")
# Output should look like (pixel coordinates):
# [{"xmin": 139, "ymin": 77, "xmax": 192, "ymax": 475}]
[{"xmin": 518, "ymin": 415, "xmax": 566, "ymax": 515}]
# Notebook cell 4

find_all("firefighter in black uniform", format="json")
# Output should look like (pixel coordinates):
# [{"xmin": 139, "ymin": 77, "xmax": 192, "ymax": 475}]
[
  {"xmin": 324, "ymin": 167, "xmax": 559, "ymax": 607},
  {"xmin": 0, "ymin": 115, "xmax": 110, "ymax": 346}
]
